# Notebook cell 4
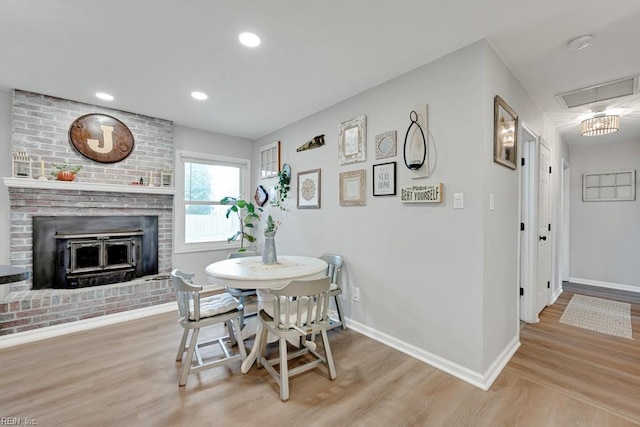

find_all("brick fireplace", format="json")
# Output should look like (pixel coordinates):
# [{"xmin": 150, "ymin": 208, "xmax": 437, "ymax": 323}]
[{"xmin": 1, "ymin": 91, "xmax": 176, "ymax": 335}]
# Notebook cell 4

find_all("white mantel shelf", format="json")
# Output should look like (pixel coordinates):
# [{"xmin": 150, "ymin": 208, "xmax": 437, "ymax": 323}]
[{"xmin": 2, "ymin": 177, "xmax": 176, "ymax": 195}]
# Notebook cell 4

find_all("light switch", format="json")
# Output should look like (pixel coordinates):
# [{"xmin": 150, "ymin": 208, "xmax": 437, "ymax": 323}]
[
  {"xmin": 453, "ymin": 193, "xmax": 464, "ymax": 209},
  {"xmin": 489, "ymin": 193, "xmax": 495, "ymax": 211}
]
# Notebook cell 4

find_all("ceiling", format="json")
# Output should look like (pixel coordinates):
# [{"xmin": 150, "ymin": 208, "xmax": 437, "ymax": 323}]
[{"xmin": 1, "ymin": 1, "xmax": 639, "ymax": 145}]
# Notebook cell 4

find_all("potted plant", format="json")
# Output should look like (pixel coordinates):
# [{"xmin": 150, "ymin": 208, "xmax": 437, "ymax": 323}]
[
  {"xmin": 220, "ymin": 196, "xmax": 262, "ymax": 252},
  {"xmin": 273, "ymin": 164, "xmax": 291, "ymax": 210},
  {"xmin": 262, "ymin": 215, "xmax": 280, "ymax": 264},
  {"xmin": 51, "ymin": 163, "xmax": 83, "ymax": 181}
]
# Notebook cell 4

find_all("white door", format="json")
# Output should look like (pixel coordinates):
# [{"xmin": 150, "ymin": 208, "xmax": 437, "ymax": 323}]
[{"xmin": 535, "ymin": 141, "xmax": 551, "ymax": 315}]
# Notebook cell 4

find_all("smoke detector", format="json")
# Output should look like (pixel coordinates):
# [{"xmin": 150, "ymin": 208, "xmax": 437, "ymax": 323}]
[{"xmin": 568, "ymin": 35, "xmax": 593, "ymax": 51}]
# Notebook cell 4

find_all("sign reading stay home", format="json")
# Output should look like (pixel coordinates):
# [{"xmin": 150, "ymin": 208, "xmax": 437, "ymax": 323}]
[{"xmin": 400, "ymin": 183, "xmax": 443, "ymax": 203}]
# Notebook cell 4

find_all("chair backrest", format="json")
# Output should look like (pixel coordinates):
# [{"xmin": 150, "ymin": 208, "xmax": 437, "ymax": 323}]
[
  {"xmin": 171, "ymin": 269, "xmax": 203, "ymax": 321},
  {"xmin": 270, "ymin": 276, "xmax": 331, "ymax": 332},
  {"xmin": 227, "ymin": 251, "xmax": 257, "ymax": 259},
  {"xmin": 319, "ymin": 253, "xmax": 344, "ymax": 288}
]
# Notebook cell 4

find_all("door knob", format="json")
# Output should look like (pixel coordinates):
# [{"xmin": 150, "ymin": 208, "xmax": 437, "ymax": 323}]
[{"xmin": 539, "ymin": 235, "xmax": 547, "ymax": 241}]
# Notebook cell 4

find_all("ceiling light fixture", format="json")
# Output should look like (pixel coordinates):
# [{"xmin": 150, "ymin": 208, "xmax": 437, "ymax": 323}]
[
  {"xmin": 239, "ymin": 32, "xmax": 261, "ymax": 48},
  {"xmin": 191, "ymin": 91, "xmax": 208, "ymax": 101},
  {"xmin": 568, "ymin": 35, "xmax": 593, "ymax": 51},
  {"xmin": 580, "ymin": 114, "xmax": 619, "ymax": 137},
  {"xmin": 95, "ymin": 92, "xmax": 114, "ymax": 101}
]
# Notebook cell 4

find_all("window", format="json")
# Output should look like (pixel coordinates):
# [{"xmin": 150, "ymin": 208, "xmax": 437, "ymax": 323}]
[{"xmin": 175, "ymin": 150, "xmax": 250, "ymax": 253}]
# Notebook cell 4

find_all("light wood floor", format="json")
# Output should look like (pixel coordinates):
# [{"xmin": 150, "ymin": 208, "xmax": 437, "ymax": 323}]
[{"xmin": 1, "ymin": 284, "xmax": 638, "ymax": 426}]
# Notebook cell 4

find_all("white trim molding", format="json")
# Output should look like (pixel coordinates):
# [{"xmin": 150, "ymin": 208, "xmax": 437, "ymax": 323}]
[
  {"xmin": 0, "ymin": 303, "xmax": 175, "ymax": 349},
  {"xmin": 347, "ymin": 317, "xmax": 520, "ymax": 391},
  {"xmin": 569, "ymin": 277, "xmax": 640, "ymax": 294}
]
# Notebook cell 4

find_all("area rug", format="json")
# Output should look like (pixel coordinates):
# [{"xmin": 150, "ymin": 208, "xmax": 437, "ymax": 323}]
[{"xmin": 559, "ymin": 294, "xmax": 632, "ymax": 339}]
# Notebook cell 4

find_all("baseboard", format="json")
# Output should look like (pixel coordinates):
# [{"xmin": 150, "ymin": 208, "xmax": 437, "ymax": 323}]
[
  {"xmin": 569, "ymin": 277, "xmax": 640, "ymax": 294},
  {"xmin": 0, "ymin": 302, "xmax": 175, "ymax": 349},
  {"xmin": 345, "ymin": 317, "xmax": 520, "ymax": 391},
  {"xmin": 550, "ymin": 286, "xmax": 562, "ymax": 304}
]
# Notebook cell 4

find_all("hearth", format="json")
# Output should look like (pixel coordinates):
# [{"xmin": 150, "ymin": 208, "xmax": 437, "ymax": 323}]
[{"xmin": 33, "ymin": 216, "xmax": 159, "ymax": 289}]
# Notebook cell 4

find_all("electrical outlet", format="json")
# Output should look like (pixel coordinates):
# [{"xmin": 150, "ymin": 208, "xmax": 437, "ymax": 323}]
[{"xmin": 352, "ymin": 286, "xmax": 360, "ymax": 302}]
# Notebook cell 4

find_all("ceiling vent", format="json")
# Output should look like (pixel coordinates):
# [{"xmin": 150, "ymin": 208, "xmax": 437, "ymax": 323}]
[{"xmin": 555, "ymin": 75, "xmax": 639, "ymax": 109}]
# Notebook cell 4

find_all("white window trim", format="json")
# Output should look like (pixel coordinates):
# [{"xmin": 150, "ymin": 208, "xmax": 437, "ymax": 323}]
[{"xmin": 174, "ymin": 149, "xmax": 251, "ymax": 254}]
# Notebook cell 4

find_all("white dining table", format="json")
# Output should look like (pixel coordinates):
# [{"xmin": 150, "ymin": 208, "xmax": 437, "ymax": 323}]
[{"xmin": 205, "ymin": 255, "xmax": 328, "ymax": 373}]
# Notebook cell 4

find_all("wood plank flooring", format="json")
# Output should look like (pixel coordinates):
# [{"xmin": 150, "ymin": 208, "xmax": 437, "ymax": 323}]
[{"xmin": 1, "ymin": 283, "xmax": 638, "ymax": 426}]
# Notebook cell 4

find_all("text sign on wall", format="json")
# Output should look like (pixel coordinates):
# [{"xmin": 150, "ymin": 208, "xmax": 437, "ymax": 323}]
[{"xmin": 400, "ymin": 183, "xmax": 443, "ymax": 203}]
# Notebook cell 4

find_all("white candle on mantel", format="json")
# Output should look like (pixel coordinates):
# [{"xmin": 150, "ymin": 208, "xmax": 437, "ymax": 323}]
[
  {"xmin": 38, "ymin": 160, "xmax": 48, "ymax": 180},
  {"xmin": 148, "ymin": 171, "xmax": 154, "ymax": 187}
]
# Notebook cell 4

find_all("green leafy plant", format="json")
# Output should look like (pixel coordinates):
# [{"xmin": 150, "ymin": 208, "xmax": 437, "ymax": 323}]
[
  {"xmin": 220, "ymin": 196, "xmax": 262, "ymax": 251},
  {"xmin": 50, "ymin": 163, "xmax": 83, "ymax": 176},
  {"xmin": 274, "ymin": 169, "xmax": 290, "ymax": 211},
  {"xmin": 264, "ymin": 214, "xmax": 280, "ymax": 234}
]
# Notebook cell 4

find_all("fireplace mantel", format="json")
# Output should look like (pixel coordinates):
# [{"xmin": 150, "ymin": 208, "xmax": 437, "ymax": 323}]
[{"xmin": 3, "ymin": 177, "xmax": 176, "ymax": 195}]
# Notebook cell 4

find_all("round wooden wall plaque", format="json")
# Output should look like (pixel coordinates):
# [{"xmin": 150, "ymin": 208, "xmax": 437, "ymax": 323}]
[{"xmin": 68, "ymin": 113, "xmax": 135, "ymax": 163}]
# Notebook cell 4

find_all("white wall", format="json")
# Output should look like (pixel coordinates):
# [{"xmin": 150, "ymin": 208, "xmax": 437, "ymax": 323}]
[
  {"xmin": 171, "ymin": 125, "xmax": 254, "ymax": 283},
  {"xmin": 251, "ymin": 40, "xmax": 542, "ymax": 382},
  {"xmin": 570, "ymin": 139, "xmax": 640, "ymax": 289},
  {"xmin": 0, "ymin": 89, "xmax": 12, "ymax": 299},
  {"xmin": 482, "ymin": 43, "xmax": 543, "ymax": 372}
]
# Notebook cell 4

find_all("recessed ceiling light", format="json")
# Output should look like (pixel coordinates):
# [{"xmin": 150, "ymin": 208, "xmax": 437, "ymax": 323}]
[
  {"xmin": 191, "ymin": 91, "xmax": 208, "ymax": 101},
  {"xmin": 239, "ymin": 32, "xmax": 261, "ymax": 48},
  {"xmin": 96, "ymin": 92, "xmax": 114, "ymax": 101}
]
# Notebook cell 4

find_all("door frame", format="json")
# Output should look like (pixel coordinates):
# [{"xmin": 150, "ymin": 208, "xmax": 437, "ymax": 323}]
[
  {"xmin": 559, "ymin": 158, "xmax": 571, "ymax": 286},
  {"xmin": 519, "ymin": 123, "xmax": 539, "ymax": 323}
]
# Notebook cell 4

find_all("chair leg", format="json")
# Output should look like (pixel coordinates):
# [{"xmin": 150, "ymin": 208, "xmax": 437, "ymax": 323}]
[
  {"xmin": 226, "ymin": 320, "xmax": 237, "ymax": 346},
  {"xmin": 238, "ymin": 296, "xmax": 246, "ymax": 329},
  {"xmin": 321, "ymin": 329, "xmax": 337, "ymax": 380},
  {"xmin": 176, "ymin": 328, "xmax": 190, "ymax": 361},
  {"xmin": 334, "ymin": 294, "xmax": 346, "ymax": 330},
  {"xmin": 179, "ymin": 328, "xmax": 200, "ymax": 386},
  {"xmin": 279, "ymin": 337, "xmax": 290, "ymax": 401},
  {"xmin": 230, "ymin": 317, "xmax": 247, "ymax": 360}
]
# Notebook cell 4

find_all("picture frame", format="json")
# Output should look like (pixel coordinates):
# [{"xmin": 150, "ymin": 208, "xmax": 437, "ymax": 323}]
[
  {"xmin": 297, "ymin": 168, "xmax": 321, "ymax": 209},
  {"xmin": 269, "ymin": 186, "xmax": 278, "ymax": 206},
  {"xmin": 373, "ymin": 162, "xmax": 396, "ymax": 196},
  {"xmin": 375, "ymin": 130, "xmax": 397, "ymax": 159},
  {"xmin": 338, "ymin": 115, "xmax": 367, "ymax": 165},
  {"xmin": 493, "ymin": 95, "xmax": 518, "ymax": 170},
  {"xmin": 160, "ymin": 169, "xmax": 173, "ymax": 187},
  {"xmin": 259, "ymin": 140, "xmax": 281, "ymax": 178},
  {"xmin": 339, "ymin": 169, "xmax": 366, "ymax": 206}
]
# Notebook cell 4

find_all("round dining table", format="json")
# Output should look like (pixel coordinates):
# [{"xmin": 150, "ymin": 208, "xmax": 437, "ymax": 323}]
[{"xmin": 205, "ymin": 255, "xmax": 328, "ymax": 373}]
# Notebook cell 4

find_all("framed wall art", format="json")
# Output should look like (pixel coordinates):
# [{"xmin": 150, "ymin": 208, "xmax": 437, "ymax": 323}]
[
  {"xmin": 259, "ymin": 140, "xmax": 280, "ymax": 178},
  {"xmin": 375, "ymin": 130, "xmax": 397, "ymax": 160},
  {"xmin": 68, "ymin": 113, "xmax": 135, "ymax": 163},
  {"xmin": 339, "ymin": 169, "xmax": 366, "ymax": 206},
  {"xmin": 297, "ymin": 168, "xmax": 321, "ymax": 209},
  {"xmin": 493, "ymin": 95, "xmax": 518, "ymax": 170},
  {"xmin": 373, "ymin": 162, "xmax": 396, "ymax": 196},
  {"xmin": 338, "ymin": 115, "xmax": 366, "ymax": 165}
]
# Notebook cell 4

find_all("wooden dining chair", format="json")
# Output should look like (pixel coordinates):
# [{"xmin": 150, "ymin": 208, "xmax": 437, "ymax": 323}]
[
  {"xmin": 172, "ymin": 269, "xmax": 247, "ymax": 386},
  {"xmin": 257, "ymin": 276, "xmax": 336, "ymax": 401},
  {"xmin": 226, "ymin": 251, "xmax": 258, "ymax": 328},
  {"xmin": 319, "ymin": 253, "xmax": 346, "ymax": 330}
]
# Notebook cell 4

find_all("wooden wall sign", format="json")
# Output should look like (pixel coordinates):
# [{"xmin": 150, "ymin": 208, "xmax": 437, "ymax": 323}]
[
  {"xmin": 68, "ymin": 113, "xmax": 135, "ymax": 163},
  {"xmin": 400, "ymin": 183, "xmax": 443, "ymax": 203}
]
